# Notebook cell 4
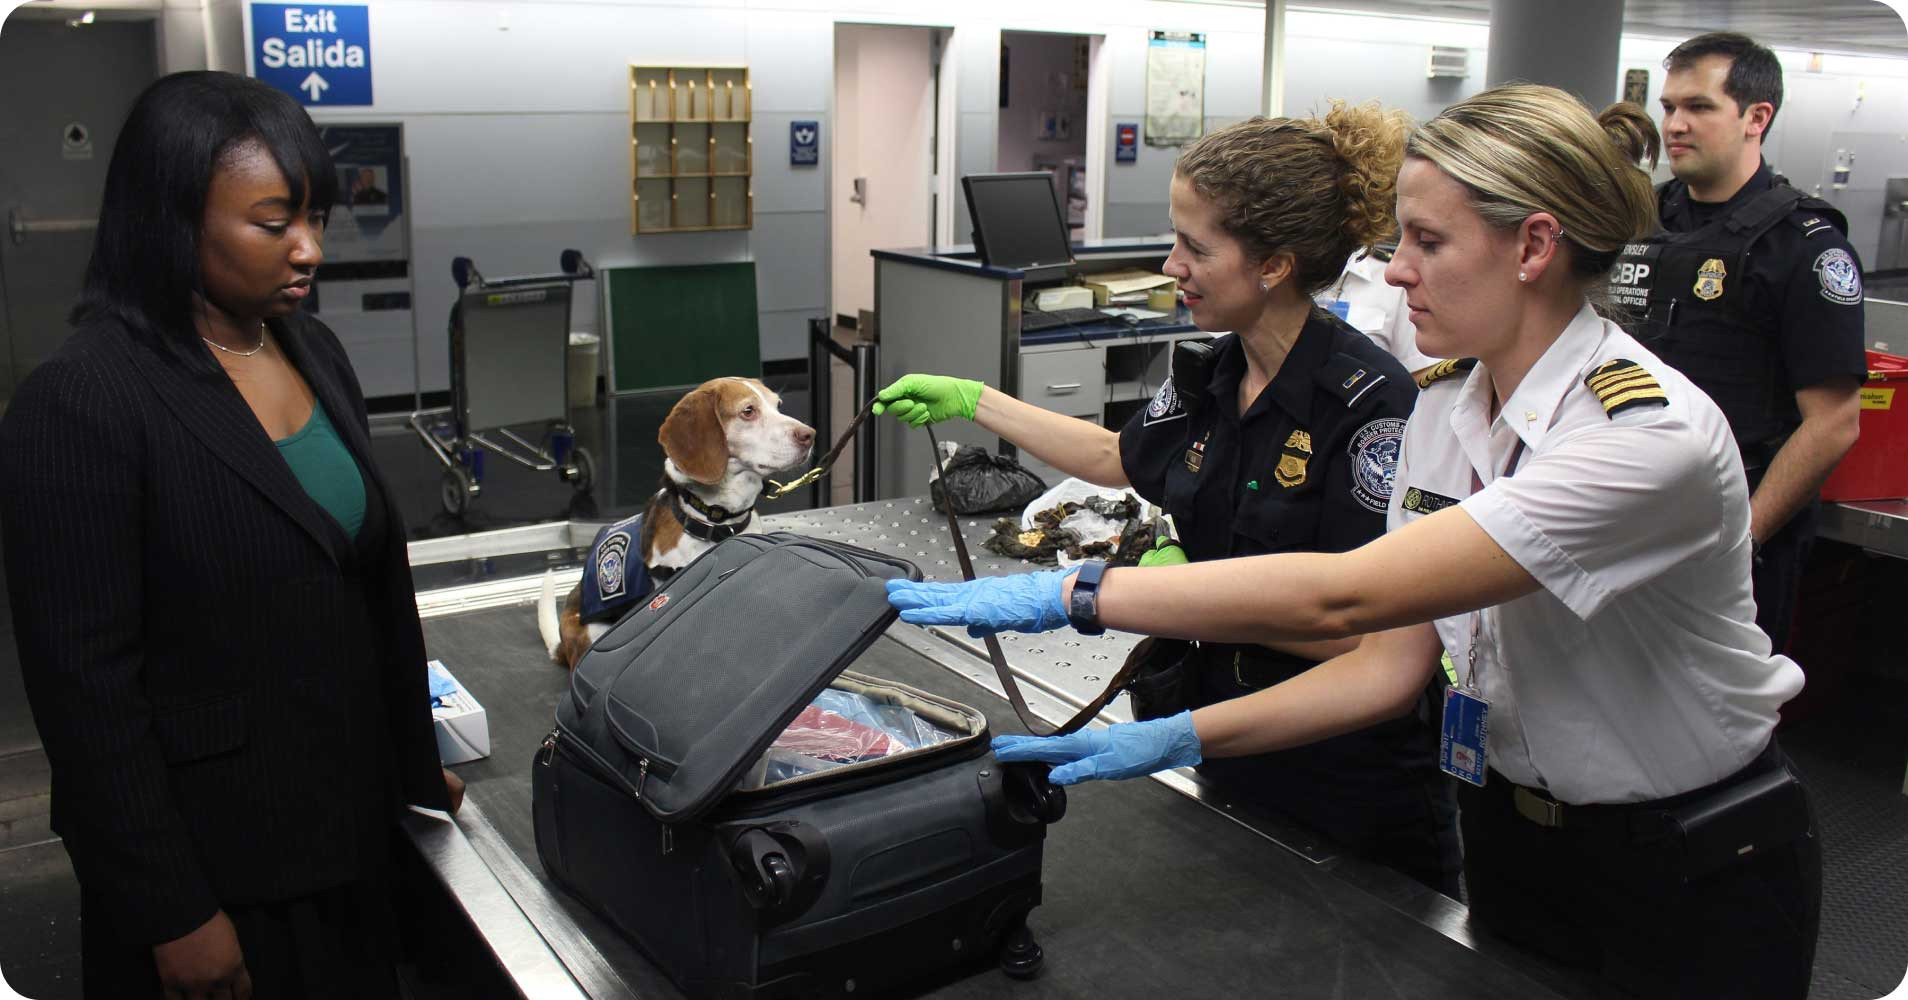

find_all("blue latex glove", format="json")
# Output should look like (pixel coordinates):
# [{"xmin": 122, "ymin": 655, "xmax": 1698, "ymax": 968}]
[
  {"xmin": 884, "ymin": 569, "xmax": 1075, "ymax": 638},
  {"xmin": 991, "ymin": 711, "xmax": 1203, "ymax": 785}
]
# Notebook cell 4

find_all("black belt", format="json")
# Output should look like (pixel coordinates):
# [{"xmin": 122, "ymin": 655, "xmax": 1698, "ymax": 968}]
[{"xmin": 1491, "ymin": 739, "xmax": 1785, "ymax": 836}]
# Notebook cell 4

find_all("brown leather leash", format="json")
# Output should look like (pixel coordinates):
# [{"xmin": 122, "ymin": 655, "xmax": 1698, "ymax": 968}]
[
  {"xmin": 924, "ymin": 424, "xmax": 1144, "ymax": 737},
  {"xmin": 763, "ymin": 397, "xmax": 881, "ymax": 501}
]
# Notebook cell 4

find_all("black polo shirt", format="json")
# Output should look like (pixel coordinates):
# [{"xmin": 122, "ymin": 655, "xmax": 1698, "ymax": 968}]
[
  {"xmin": 1118, "ymin": 310, "xmax": 1417, "ymax": 563},
  {"xmin": 1658, "ymin": 161, "xmax": 1867, "ymax": 403}
]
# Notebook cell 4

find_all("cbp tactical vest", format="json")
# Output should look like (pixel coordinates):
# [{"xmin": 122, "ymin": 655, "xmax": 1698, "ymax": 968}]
[{"xmin": 1606, "ymin": 182, "xmax": 1848, "ymax": 462}]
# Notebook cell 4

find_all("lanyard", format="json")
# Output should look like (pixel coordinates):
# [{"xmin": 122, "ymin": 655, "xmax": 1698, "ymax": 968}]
[{"xmin": 1462, "ymin": 435, "xmax": 1527, "ymax": 689}]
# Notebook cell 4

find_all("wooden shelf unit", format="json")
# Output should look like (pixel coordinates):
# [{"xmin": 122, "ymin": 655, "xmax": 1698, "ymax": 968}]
[{"xmin": 630, "ymin": 66, "xmax": 753, "ymax": 234}]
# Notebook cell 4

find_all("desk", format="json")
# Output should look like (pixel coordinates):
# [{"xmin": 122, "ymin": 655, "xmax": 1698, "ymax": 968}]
[{"xmin": 872, "ymin": 240, "xmax": 1210, "ymax": 497}]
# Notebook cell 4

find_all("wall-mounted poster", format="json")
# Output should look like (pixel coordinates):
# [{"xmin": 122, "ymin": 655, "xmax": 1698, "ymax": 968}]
[
  {"xmin": 1623, "ymin": 68, "xmax": 1649, "ymax": 106},
  {"xmin": 319, "ymin": 123, "xmax": 406, "ymax": 263},
  {"xmin": 1145, "ymin": 30, "xmax": 1205, "ymax": 147}
]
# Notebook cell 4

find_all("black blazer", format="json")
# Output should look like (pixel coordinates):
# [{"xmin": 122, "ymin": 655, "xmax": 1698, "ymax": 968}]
[{"xmin": 0, "ymin": 313, "xmax": 448, "ymax": 947}]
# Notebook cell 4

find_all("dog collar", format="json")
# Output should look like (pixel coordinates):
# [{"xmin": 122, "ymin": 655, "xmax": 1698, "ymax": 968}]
[
  {"xmin": 671, "ymin": 482, "xmax": 756, "ymax": 524},
  {"xmin": 669, "ymin": 490, "xmax": 754, "ymax": 543}
]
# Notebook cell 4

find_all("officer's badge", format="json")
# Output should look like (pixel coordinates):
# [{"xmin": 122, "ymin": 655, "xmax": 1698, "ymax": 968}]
[
  {"xmin": 1145, "ymin": 378, "xmax": 1186, "ymax": 426},
  {"xmin": 1274, "ymin": 429, "xmax": 1313, "ymax": 488},
  {"xmin": 1814, "ymin": 248, "xmax": 1863, "ymax": 305},
  {"xmin": 1692, "ymin": 258, "xmax": 1727, "ymax": 301},
  {"xmin": 1275, "ymin": 453, "xmax": 1307, "ymax": 487},
  {"xmin": 1348, "ymin": 418, "xmax": 1406, "ymax": 513}
]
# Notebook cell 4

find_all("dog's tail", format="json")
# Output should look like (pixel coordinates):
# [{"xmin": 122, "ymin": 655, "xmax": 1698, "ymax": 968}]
[{"xmin": 536, "ymin": 570, "xmax": 562, "ymax": 661}]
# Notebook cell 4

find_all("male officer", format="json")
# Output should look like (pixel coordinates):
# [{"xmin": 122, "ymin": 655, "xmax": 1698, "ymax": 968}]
[{"xmin": 1611, "ymin": 32, "xmax": 1865, "ymax": 652}]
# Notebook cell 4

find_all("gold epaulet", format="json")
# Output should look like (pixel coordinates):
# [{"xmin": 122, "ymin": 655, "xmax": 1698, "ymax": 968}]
[
  {"xmin": 1584, "ymin": 359, "xmax": 1669, "ymax": 417},
  {"xmin": 1415, "ymin": 357, "xmax": 1476, "ymax": 389}
]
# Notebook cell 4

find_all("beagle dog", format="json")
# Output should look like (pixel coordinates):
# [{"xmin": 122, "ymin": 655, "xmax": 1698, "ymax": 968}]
[{"xmin": 538, "ymin": 377, "xmax": 815, "ymax": 670}]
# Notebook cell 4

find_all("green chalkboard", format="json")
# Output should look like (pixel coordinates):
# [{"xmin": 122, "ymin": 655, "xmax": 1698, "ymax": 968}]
[{"xmin": 604, "ymin": 262, "xmax": 761, "ymax": 392}]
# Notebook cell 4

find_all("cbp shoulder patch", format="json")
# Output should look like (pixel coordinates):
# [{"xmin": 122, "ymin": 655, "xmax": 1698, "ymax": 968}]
[
  {"xmin": 1347, "ymin": 417, "xmax": 1406, "ymax": 514},
  {"xmin": 1584, "ymin": 359, "xmax": 1668, "ymax": 417},
  {"xmin": 1814, "ymin": 248, "xmax": 1863, "ymax": 305},
  {"xmin": 1143, "ymin": 378, "xmax": 1186, "ymax": 426},
  {"xmin": 1416, "ymin": 357, "xmax": 1477, "ymax": 389}
]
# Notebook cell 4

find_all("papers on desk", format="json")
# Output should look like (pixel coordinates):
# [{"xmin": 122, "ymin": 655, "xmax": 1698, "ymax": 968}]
[
  {"xmin": 1083, "ymin": 268, "xmax": 1177, "ymax": 306},
  {"xmin": 1103, "ymin": 306, "xmax": 1170, "ymax": 320}
]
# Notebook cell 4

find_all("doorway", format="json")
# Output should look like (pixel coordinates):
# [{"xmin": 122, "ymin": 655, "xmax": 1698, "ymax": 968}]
[
  {"xmin": 830, "ymin": 23, "xmax": 947, "ymax": 329},
  {"xmin": 0, "ymin": 14, "xmax": 159, "ymax": 409},
  {"xmin": 996, "ymin": 30, "xmax": 1097, "ymax": 242}
]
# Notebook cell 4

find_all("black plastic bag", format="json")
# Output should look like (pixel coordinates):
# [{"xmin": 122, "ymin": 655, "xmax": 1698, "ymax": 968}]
[{"xmin": 929, "ymin": 445, "xmax": 1048, "ymax": 514}]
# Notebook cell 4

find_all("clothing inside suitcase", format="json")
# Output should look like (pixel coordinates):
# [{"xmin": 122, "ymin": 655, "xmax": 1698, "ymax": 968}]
[
  {"xmin": 534, "ymin": 533, "xmax": 1063, "ymax": 999},
  {"xmin": 737, "ymin": 671, "xmax": 980, "ymax": 791}
]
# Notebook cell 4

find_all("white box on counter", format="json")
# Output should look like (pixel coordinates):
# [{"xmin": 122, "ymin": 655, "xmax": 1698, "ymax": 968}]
[{"xmin": 427, "ymin": 659, "xmax": 491, "ymax": 765}]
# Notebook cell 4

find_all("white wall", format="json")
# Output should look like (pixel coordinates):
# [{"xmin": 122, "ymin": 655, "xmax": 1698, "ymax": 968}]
[
  {"xmin": 278, "ymin": 0, "xmax": 1280, "ymax": 386},
  {"xmin": 56, "ymin": 0, "xmax": 1906, "ymax": 385}
]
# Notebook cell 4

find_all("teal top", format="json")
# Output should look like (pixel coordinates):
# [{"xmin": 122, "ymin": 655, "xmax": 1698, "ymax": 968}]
[{"xmin": 275, "ymin": 401, "xmax": 366, "ymax": 540}]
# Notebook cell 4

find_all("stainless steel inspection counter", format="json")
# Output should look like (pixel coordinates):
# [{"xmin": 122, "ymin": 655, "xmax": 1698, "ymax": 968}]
[{"xmin": 399, "ymin": 501, "xmax": 1601, "ymax": 999}]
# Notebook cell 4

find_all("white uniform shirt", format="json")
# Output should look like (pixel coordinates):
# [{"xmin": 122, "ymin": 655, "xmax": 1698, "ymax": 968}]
[
  {"xmin": 1317, "ymin": 252, "xmax": 1438, "ymax": 374},
  {"xmin": 1386, "ymin": 304, "xmax": 1804, "ymax": 804}
]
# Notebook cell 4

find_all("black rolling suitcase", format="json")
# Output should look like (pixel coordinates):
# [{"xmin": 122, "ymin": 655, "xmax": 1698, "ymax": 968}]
[{"xmin": 532, "ymin": 532, "xmax": 1066, "ymax": 999}]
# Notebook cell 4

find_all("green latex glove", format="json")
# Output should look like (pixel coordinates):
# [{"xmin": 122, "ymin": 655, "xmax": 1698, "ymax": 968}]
[
  {"xmin": 1137, "ymin": 536, "xmax": 1188, "ymax": 568},
  {"xmin": 872, "ymin": 374, "xmax": 984, "ymax": 427}
]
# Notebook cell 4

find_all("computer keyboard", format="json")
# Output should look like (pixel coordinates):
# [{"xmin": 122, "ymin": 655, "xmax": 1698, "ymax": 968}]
[{"xmin": 1021, "ymin": 307, "xmax": 1110, "ymax": 332}]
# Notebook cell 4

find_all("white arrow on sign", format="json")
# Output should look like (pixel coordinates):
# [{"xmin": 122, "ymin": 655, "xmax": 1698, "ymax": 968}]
[{"xmin": 300, "ymin": 72, "xmax": 329, "ymax": 102}]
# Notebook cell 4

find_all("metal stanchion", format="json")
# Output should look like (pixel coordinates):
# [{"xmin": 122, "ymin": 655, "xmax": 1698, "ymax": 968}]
[
  {"xmin": 806, "ymin": 319, "xmax": 880, "ymax": 505},
  {"xmin": 852, "ymin": 339, "xmax": 878, "ymax": 503}
]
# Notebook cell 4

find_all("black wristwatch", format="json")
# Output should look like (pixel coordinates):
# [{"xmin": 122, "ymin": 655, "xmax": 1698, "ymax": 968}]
[{"xmin": 1067, "ymin": 560, "xmax": 1108, "ymax": 636}]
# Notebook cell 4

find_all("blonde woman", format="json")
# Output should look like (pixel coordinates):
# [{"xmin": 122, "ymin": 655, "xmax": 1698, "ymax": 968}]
[
  {"xmin": 876, "ymin": 106, "xmax": 1463, "ymax": 897},
  {"xmin": 890, "ymin": 84, "xmax": 1819, "ymax": 998}
]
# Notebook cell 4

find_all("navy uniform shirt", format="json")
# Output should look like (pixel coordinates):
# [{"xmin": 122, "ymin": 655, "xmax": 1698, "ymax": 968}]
[
  {"xmin": 1119, "ymin": 310, "xmax": 1417, "ymax": 565},
  {"xmin": 1658, "ymin": 161, "xmax": 1867, "ymax": 432}
]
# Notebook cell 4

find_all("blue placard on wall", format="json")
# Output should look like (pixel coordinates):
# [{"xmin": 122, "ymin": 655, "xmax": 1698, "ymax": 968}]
[
  {"xmin": 790, "ymin": 120, "xmax": 819, "ymax": 166},
  {"xmin": 1116, "ymin": 122, "xmax": 1139, "ymax": 163},
  {"xmin": 250, "ymin": 3, "xmax": 373, "ymax": 106}
]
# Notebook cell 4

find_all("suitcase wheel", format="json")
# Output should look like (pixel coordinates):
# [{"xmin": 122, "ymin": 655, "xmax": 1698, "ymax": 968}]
[
  {"xmin": 728, "ymin": 823, "xmax": 830, "ymax": 920},
  {"xmin": 999, "ymin": 922, "xmax": 1044, "ymax": 980}
]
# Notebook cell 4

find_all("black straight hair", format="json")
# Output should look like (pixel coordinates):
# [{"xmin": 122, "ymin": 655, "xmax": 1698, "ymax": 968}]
[
  {"xmin": 71, "ymin": 71, "xmax": 337, "ymax": 344},
  {"xmin": 1665, "ymin": 32, "xmax": 1785, "ymax": 137}
]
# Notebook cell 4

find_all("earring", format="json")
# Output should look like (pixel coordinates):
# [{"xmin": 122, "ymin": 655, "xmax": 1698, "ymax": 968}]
[
  {"xmin": 1518, "ymin": 271, "xmax": 1528, "ymax": 282},
  {"xmin": 1260, "ymin": 281, "xmax": 1270, "ymax": 293}
]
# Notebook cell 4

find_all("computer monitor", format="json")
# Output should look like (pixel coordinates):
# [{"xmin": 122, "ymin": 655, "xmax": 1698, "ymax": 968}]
[{"xmin": 962, "ymin": 172, "xmax": 1075, "ymax": 272}]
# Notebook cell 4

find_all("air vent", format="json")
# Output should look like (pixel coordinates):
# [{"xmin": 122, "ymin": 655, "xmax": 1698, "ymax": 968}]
[{"xmin": 1428, "ymin": 46, "xmax": 1469, "ymax": 79}]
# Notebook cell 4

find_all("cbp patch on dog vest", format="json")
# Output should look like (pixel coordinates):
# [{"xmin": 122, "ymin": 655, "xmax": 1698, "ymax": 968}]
[
  {"xmin": 1416, "ymin": 357, "xmax": 1476, "ymax": 389},
  {"xmin": 581, "ymin": 513, "xmax": 654, "ymax": 623},
  {"xmin": 1585, "ymin": 359, "xmax": 1669, "ymax": 417}
]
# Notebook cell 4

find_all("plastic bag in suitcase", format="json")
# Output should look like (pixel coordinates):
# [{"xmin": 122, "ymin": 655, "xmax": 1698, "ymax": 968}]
[{"xmin": 533, "ymin": 532, "xmax": 1067, "ymax": 998}]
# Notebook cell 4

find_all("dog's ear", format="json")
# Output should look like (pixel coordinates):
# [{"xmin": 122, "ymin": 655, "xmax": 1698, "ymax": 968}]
[{"xmin": 659, "ymin": 385, "xmax": 730, "ymax": 484}]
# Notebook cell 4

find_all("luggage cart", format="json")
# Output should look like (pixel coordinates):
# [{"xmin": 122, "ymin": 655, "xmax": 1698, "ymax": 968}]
[{"xmin": 412, "ymin": 249, "xmax": 598, "ymax": 516}]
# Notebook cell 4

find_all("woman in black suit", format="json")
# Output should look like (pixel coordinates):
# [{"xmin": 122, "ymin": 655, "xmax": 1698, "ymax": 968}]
[{"xmin": 0, "ymin": 72, "xmax": 460, "ymax": 999}]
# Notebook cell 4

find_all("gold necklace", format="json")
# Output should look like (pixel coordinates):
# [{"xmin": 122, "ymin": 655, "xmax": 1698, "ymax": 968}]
[{"xmin": 203, "ymin": 324, "xmax": 266, "ymax": 357}]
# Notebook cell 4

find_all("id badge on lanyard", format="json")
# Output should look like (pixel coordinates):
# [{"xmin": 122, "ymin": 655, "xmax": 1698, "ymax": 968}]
[
  {"xmin": 1440, "ymin": 613, "xmax": 1491, "ymax": 787},
  {"xmin": 1440, "ymin": 436, "xmax": 1525, "ymax": 787}
]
